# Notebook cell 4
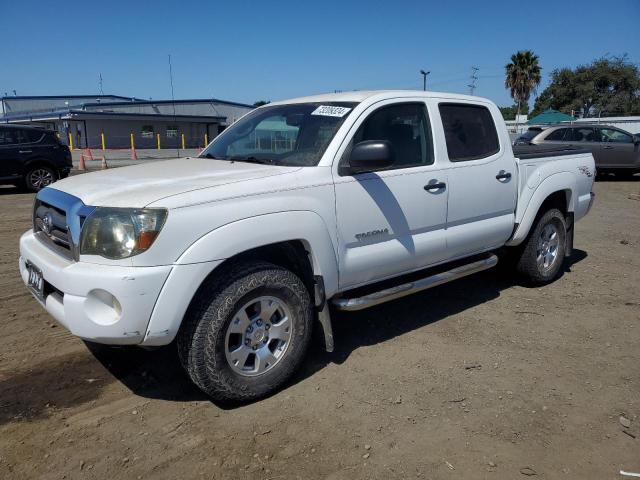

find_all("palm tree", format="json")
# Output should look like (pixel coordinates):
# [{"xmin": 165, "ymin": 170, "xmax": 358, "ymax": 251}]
[{"xmin": 505, "ymin": 50, "xmax": 542, "ymax": 125}]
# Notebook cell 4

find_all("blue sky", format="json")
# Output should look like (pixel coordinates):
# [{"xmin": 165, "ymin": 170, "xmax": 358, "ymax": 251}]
[{"xmin": 1, "ymin": 0, "xmax": 638, "ymax": 108}]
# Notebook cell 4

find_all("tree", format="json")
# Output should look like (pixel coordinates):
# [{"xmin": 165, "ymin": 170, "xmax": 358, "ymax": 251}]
[
  {"xmin": 532, "ymin": 55, "xmax": 640, "ymax": 117},
  {"xmin": 505, "ymin": 50, "xmax": 542, "ymax": 122},
  {"xmin": 499, "ymin": 103, "xmax": 530, "ymax": 121},
  {"xmin": 253, "ymin": 100, "xmax": 270, "ymax": 107}
]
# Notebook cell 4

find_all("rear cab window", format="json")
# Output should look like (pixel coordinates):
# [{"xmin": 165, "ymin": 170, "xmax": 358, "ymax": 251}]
[{"xmin": 439, "ymin": 103, "xmax": 500, "ymax": 161}]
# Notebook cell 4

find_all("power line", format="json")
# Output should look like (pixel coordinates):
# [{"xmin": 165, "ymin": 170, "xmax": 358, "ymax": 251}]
[{"xmin": 468, "ymin": 66, "xmax": 479, "ymax": 95}]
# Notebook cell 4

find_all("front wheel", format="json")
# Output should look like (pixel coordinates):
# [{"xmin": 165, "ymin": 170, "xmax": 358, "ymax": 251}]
[
  {"xmin": 23, "ymin": 165, "xmax": 57, "ymax": 192},
  {"xmin": 177, "ymin": 261, "xmax": 313, "ymax": 403},
  {"xmin": 516, "ymin": 208, "xmax": 567, "ymax": 285}
]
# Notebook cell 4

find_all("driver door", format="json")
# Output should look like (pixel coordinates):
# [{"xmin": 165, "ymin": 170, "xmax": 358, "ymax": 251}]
[{"xmin": 333, "ymin": 101, "xmax": 449, "ymax": 289}]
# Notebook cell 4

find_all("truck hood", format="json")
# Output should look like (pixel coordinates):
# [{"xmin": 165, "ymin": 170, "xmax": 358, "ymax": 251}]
[{"xmin": 50, "ymin": 158, "xmax": 301, "ymax": 208}]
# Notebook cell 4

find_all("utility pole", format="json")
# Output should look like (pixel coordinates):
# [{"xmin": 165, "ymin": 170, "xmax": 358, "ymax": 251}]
[
  {"xmin": 168, "ymin": 54, "xmax": 178, "ymax": 155},
  {"xmin": 468, "ymin": 66, "xmax": 479, "ymax": 95},
  {"xmin": 420, "ymin": 69, "xmax": 430, "ymax": 91}
]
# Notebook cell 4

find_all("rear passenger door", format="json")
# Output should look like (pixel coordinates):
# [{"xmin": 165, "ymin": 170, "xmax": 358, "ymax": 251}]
[{"xmin": 437, "ymin": 102, "xmax": 517, "ymax": 259}]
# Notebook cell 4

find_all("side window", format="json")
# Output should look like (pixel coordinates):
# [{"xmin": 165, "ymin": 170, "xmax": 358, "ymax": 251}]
[
  {"xmin": 23, "ymin": 129, "xmax": 45, "ymax": 143},
  {"xmin": 42, "ymin": 132, "xmax": 60, "ymax": 145},
  {"xmin": 345, "ymin": 103, "xmax": 433, "ymax": 170},
  {"xmin": 545, "ymin": 128, "xmax": 569, "ymax": 141},
  {"xmin": 439, "ymin": 103, "xmax": 499, "ymax": 161},
  {"xmin": 600, "ymin": 128, "xmax": 632, "ymax": 143},
  {"xmin": 0, "ymin": 128, "xmax": 19, "ymax": 145},
  {"xmin": 568, "ymin": 127, "xmax": 599, "ymax": 142}
]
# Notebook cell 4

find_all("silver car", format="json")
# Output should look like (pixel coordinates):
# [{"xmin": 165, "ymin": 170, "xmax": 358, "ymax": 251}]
[{"xmin": 515, "ymin": 125, "xmax": 640, "ymax": 176}]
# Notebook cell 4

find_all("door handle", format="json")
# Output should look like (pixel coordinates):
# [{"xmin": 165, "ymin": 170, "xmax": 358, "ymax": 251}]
[
  {"xmin": 424, "ymin": 182, "xmax": 446, "ymax": 192},
  {"xmin": 603, "ymin": 145, "xmax": 614, "ymax": 149},
  {"xmin": 496, "ymin": 172, "xmax": 512, "ymax": 180},
  {"xmin": 19, "ymin": 150, "xmax": 32, "ymax": 154}
]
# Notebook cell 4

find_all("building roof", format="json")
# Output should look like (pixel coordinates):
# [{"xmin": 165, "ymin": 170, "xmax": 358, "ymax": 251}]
[
  {"xmin": 81, "ymin": 98, "xmax": 254, "ymax": 109},
  {"xmin": 0, "ymin": 94, "xmax": 143, "ymax": 101},
  {"xmin": 1, "ymin": 109, "xmax": 225, "ymax": 123},
  {"xmin": 1, "ymin": 94, "xmax": 254, "ymax": 124}
]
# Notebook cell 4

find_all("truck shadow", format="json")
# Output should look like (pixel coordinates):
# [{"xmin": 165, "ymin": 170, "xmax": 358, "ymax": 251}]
[
  {"xmin": 303, "ymin": 249, "xmax": 587, "ymax": 370},
  {"xmin": 85, "ymin": 249, "xmax": 587, "ymax": 407},
  {"xmin": 0, "ymin": 350, "xmax": 117, "ymax": 425}
]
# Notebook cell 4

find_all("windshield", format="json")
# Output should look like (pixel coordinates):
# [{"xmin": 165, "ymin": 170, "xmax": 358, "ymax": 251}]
[{"xmin": 200, "ymin": 102, "xmax": 357, "ymax": 166}]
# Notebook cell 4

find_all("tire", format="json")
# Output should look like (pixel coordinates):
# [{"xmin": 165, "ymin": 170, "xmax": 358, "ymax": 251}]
[
  {"xmin": 615, "ymin": 170, "xmax": 637, "ymax": 179},
  {"xmin": 177, "ymin": 261, "xmax": 313, "ymax": 403},
  {"xmin": 516, "ymin": 208, "xmax": 567, "ymax": 285},
  {"xmin": 23, "ymin": 165, "xmax": 57, "ymax": 192}
]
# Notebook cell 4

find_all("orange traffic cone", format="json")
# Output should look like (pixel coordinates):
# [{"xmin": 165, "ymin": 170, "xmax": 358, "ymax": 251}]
[
  {"xmin": 101, "ymin": 156, "xmax": 108, "ymax": 169},
  {"xmin": 78, "ymin": 154, "xmax": 86, "ymax": 171},
  {"xmin": 131, "ymin": 147, "xmax": 138, "ymax": 160},
  {"xmin": 85, "ymin": 148, "xmax": 94, "ymax": 160}
]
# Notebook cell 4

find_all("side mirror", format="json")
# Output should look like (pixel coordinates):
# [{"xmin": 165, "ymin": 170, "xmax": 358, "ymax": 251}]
[
  {"xmin": 633, "ymin": 135, "xmax": 640, "ymax": 145},
  {"xmin": 347, "ymin": 140, "xmax": 394, "ymax": 174}
]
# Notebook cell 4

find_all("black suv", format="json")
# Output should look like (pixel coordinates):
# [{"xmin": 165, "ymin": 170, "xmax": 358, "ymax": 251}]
[{"xmin": 0, "ymin": 125, "xmax": 72, "ymax": 191}]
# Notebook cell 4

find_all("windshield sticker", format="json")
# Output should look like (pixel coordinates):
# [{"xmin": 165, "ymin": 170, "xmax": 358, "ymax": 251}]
[{"xmin": 311, "ymin": 105, "xmax": 352, "ymax": 117}]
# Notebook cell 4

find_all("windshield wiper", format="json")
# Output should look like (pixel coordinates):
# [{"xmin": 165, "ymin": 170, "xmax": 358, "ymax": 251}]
[{"xmin": 228, "ymin": 156, "xmax": 275, "ymax": 165}]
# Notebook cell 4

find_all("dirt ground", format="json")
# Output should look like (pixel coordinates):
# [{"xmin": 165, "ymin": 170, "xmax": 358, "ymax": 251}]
[{"xmin": 0, "ymin": 178, "xmax": 638, "ymax": 480}]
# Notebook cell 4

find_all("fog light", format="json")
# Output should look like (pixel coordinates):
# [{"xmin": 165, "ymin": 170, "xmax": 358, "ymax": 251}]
[{"xmin": 84, "ymin": 289, "xmax": 122, "ymax": 326}]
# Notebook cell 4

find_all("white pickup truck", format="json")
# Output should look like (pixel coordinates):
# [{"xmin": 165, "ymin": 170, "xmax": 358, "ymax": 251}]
[{"xmin": 19, "ymin": 91, "xmax": 595, "ymax": 402}]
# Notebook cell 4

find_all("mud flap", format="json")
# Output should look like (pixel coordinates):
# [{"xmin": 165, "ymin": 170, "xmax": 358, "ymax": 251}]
[
  {"xmin": 565, "ymin": 212, "xmax": 574, "ymax": 257},
  {"xmin": 314, "ymin": 276, "xmax": 334, "ymax": 352}
]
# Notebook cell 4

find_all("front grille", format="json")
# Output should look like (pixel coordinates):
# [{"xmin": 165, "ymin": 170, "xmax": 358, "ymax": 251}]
[
  {"xmin": 33, "ymin": 200, "xmax": 74, "ymax": 259},
  {"xmin": 31, "ymin": 189, "xmax": 95, "ymax": 261}
]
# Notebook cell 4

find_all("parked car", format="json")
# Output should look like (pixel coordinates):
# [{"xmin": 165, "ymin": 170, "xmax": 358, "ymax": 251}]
[
  {"xmin": 515, "ymin": 124, "xmax": 640, "ymax": 176},
  {"xmin": 19, "ymin": 91, "xmax": 595, "ymax": 402},
  {"xmin": 0, "ymin": 125, "xmax": 72, "ymax": 191}
]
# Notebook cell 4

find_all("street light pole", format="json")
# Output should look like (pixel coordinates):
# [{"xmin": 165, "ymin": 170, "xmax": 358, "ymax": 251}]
[{"xmin": 420, "ymin": 70, "xmax": 430, "ymax": 91}]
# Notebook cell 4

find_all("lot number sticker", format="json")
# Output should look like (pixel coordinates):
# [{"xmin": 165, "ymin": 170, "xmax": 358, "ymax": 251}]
[{"xmin": 311, "ymin": 105, "xmax": 352, "ymax": 117}]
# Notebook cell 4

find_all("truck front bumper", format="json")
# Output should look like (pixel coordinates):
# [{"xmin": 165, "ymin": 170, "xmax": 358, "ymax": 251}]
[{"xmin": 19, "ymin": 230, "xmax": 172, "ymax": 345}]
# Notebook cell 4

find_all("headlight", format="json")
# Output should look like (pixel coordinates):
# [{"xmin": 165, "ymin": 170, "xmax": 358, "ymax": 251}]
[{"xmin": 80, "ymin": 208, "xmax": 167, "ymax": 259}]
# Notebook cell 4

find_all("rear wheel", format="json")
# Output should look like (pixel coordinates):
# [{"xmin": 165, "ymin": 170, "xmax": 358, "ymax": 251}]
[
  {"xmin": 177, "ymin": 261, "xmax": 313, "ymax": 403},
  {"xmin": 516, "ymin": 208, "xmax": 566, "ymax": 285},
  {"xmin": 23, "ymin": 165, "xmax": 57, "ymax": 192}
]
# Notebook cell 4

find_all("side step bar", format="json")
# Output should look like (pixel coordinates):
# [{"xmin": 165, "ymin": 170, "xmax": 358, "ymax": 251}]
[{"xmin": 332, "ymin": 253, "xmax": 498, "ymax": 311}]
